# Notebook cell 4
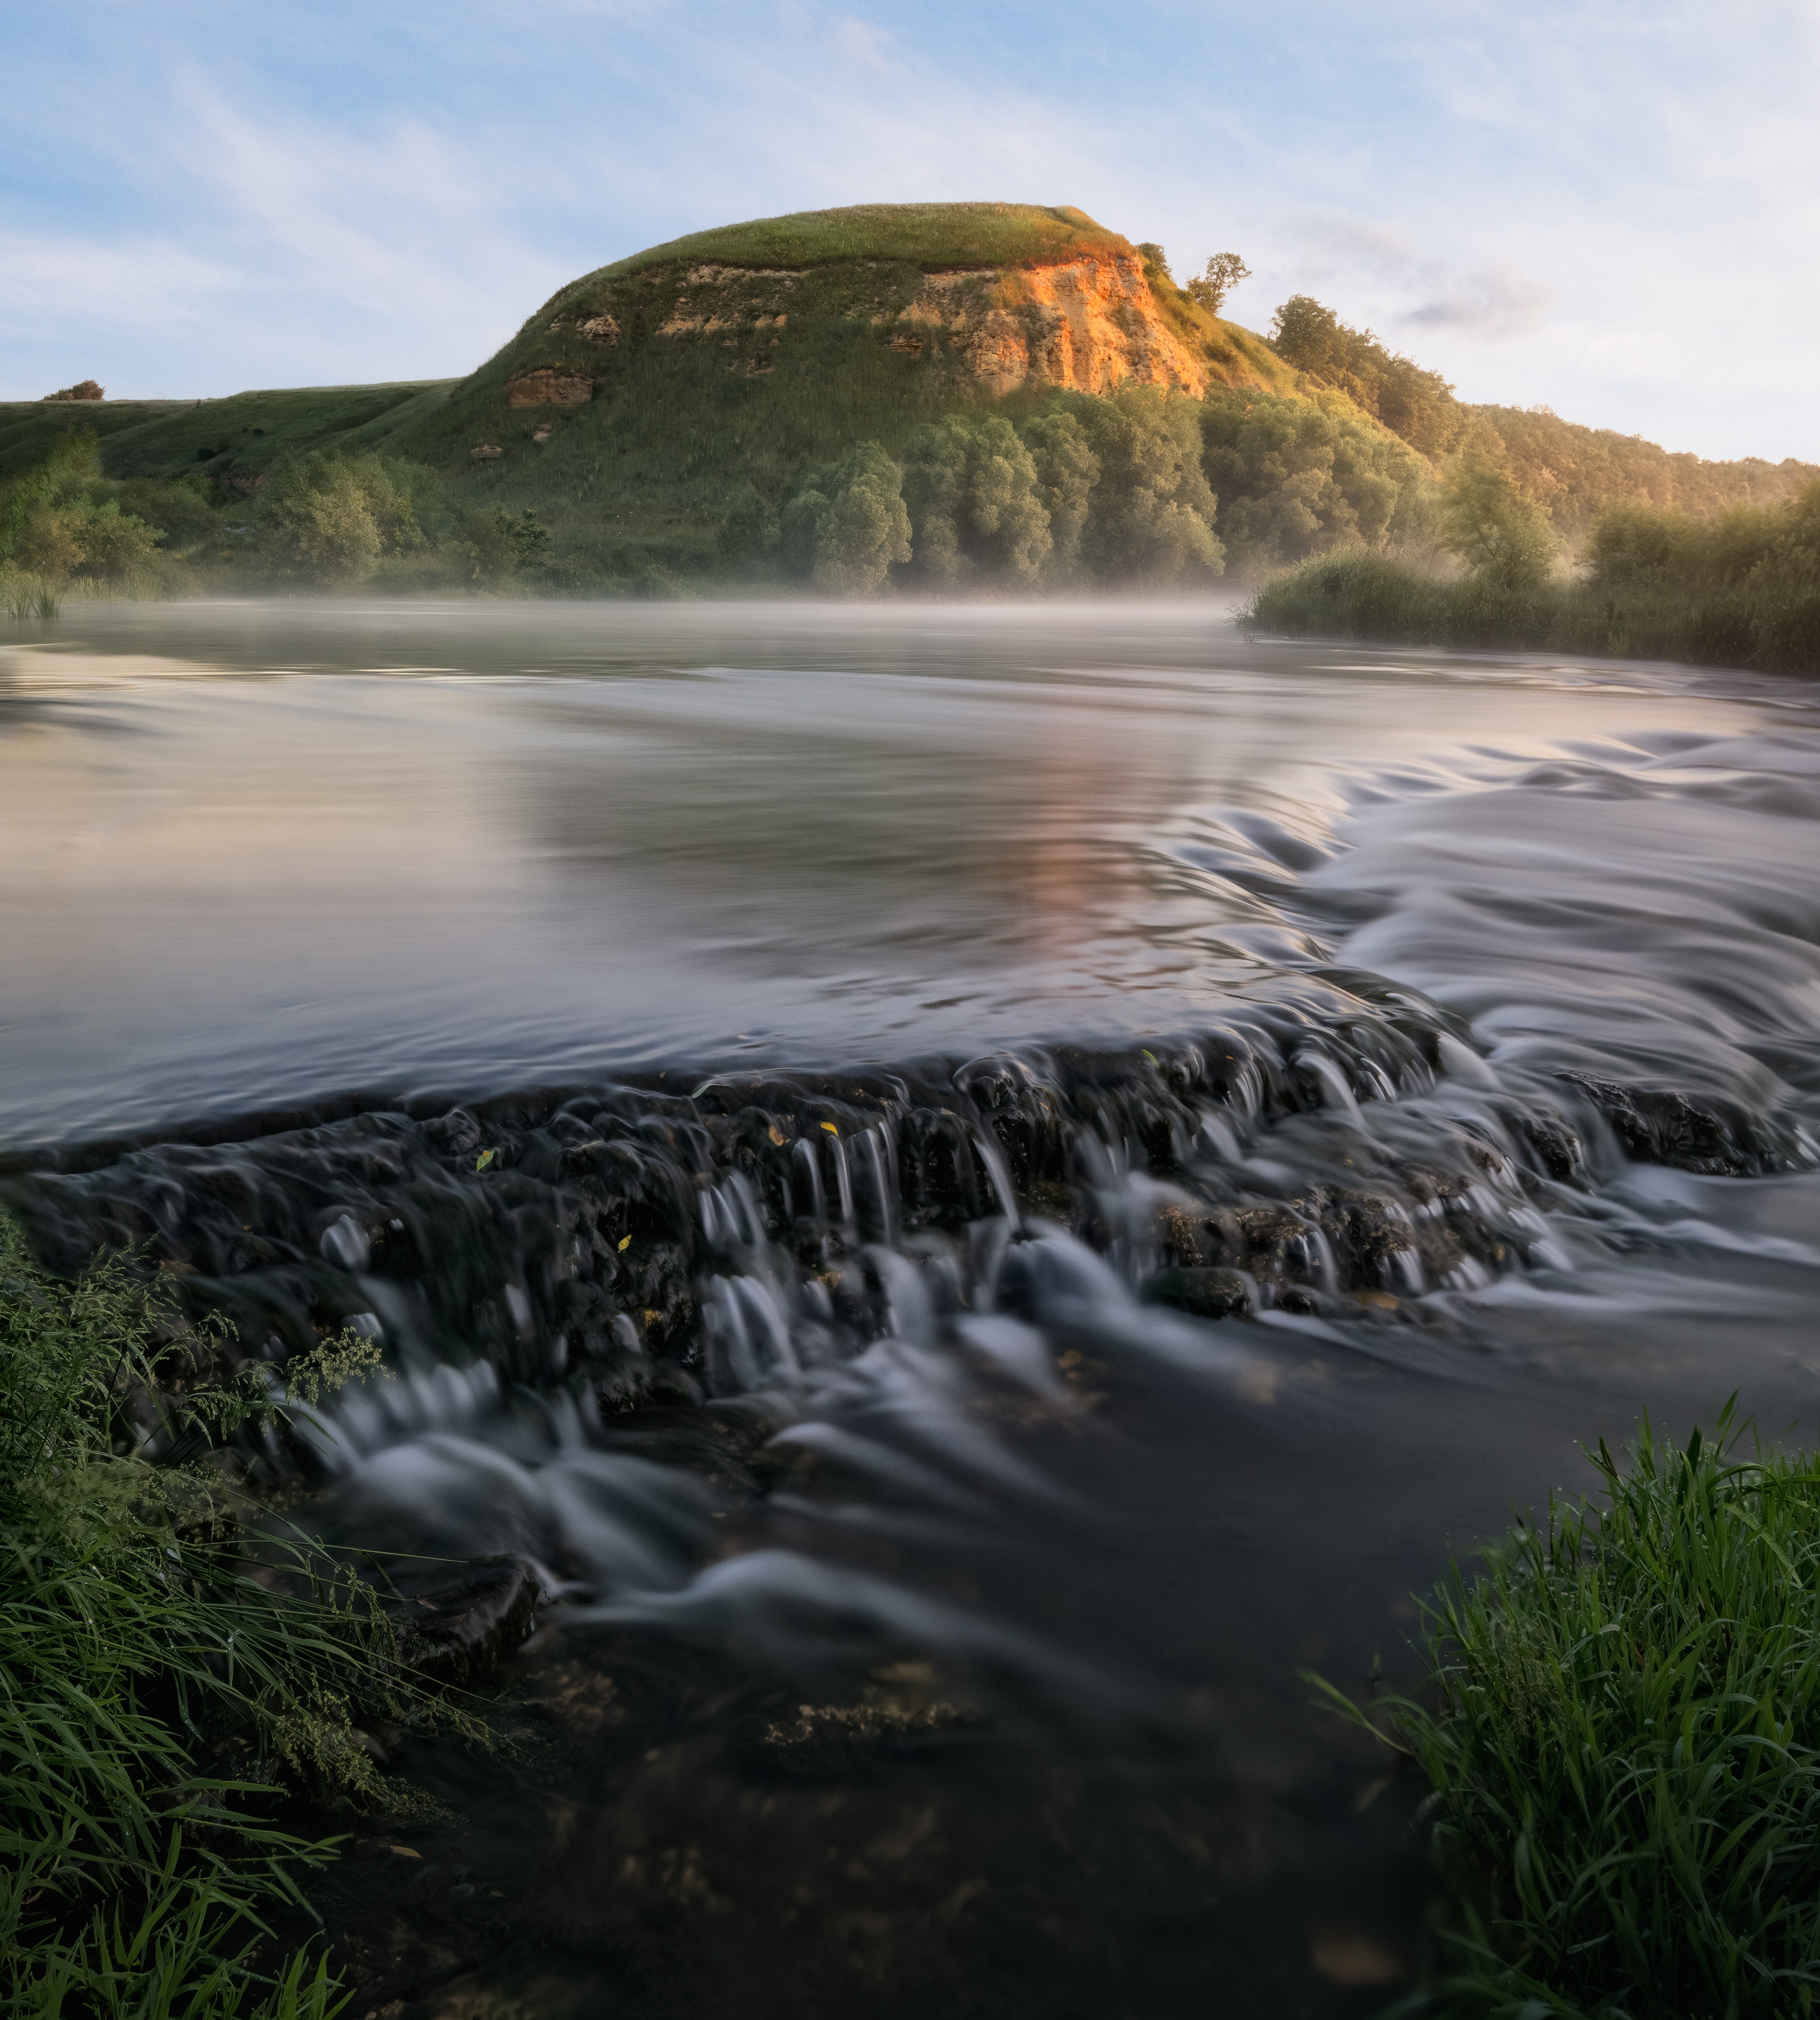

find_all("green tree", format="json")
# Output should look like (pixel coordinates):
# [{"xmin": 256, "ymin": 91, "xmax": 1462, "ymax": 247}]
[
  {"xmin": 255, "ymin": 452, "xmax": 424, "ymax": 587},
  {"xmin": 1185, "ymin": 253, "xmax": 1251, "ymax": 317},
  {"xmin": 1584, "ymin": 502, "xmax": 1700, "ymax": 590},
  {"xmin": 1018, "ymin": 410, "xmax": 1101, "ymax": 576},
  {"xmin": 1201, "ymin": 387, "xmax": 1429, "ymax": 573},
  {"xmin": 0, "ymin": 428, "xmax": 104, "ymax": 563},
  {"xmin": 780, "ymin": 442, "xmax": 911, "ymax": 594},
  {"xmin": 450, "ymin": 507, "xmax": 551, "ymax": 585},
  {"xmin": 716, "ymin": 481, "xmax": 778, "ymax": 571},
  {"xmin": 1048, "ymin": 387, "xmax": 1224, "ymax": 585},
  {"xmin": 900, "ymin": 415, "xmax": 1052, "ymax": 587},
  {"xmin": 1441, "ymin": 462, "xmax": 1557, "ymax": 589},
  {"xmin": 1269, "ymin": 296, "xmax": 1462, "ymax": 460}
]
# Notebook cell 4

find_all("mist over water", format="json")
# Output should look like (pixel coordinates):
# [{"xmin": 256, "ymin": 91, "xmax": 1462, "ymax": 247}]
[{"xmin": 6, "ymin": 600, "xmax": 1820, "ymax": 2014}]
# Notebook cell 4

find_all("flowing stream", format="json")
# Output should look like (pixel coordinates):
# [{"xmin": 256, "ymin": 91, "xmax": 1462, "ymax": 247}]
[{"xmin": 6, "ymin": 600, "xmax": 1820, "ymax": 2017}]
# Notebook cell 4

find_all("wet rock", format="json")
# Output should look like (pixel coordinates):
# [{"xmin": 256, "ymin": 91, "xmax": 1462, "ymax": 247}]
[
  {"xmin": 391, "ymin": 1558, "xmax": 540, "ymax": 1688},
  {"xmin": 1144, "ymin": 1266, "xmax": 1250, "ymax": 1319},
  {"xmin": 1567, "ymin": 1075, "xmax": 1800, "ymax": 1176}
]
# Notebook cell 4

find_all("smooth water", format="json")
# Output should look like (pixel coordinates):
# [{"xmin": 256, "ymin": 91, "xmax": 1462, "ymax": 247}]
[{"xmin": 6, "ymin": 601, "xmax": 1820, "ymax": 2017}]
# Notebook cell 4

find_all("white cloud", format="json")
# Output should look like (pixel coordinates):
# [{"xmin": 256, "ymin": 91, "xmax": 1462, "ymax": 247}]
[
  {"xmin": 832, "ymin": 17, "xmax": 897, "ymax": 73},
  {"xmin": 0, "ymin": 232, "xmax": 240, "ymax": 324},
  {"xmin": 1405, "ymin": 264, "xmax": 1553, "ymax": 341},
  {"xmin": 1279, "ymin": 215, "xmax": 1553, "ymax": 344}
]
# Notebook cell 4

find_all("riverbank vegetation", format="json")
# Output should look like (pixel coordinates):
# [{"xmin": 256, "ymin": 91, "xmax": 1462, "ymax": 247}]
[
  {"xmin": 0, "ymin": 1216, "xmax": 455, "ymax": 2018},
  {"xmin": 1331, "ymin": 1407, "xmax": 1820, "ymax": 2016},
  {"xmin": 1248, "ymin": 475, "xmax": 1820, "ymax": 675}
]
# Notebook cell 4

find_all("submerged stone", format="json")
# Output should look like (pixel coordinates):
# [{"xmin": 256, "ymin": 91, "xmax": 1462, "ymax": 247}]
[
  {"xmin": 1143, "ymin": 1266, "xmax": 1250, "ymax": 1319},
  {"xmin": 391, "ymin": 1556, "xmax": 540, "ymax": 1687}
]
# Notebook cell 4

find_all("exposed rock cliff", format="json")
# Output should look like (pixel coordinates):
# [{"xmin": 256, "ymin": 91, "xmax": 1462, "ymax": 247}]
[{"xmin": 891, "ymin": 253, "xmax": 1212, "ymax": 398}]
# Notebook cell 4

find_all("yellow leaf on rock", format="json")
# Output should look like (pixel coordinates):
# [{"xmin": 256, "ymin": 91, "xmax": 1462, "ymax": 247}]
[
  {"xmin": 820, "ymin": 1122, "xmax": 839, "ymax": 1135},
  {"xmin": 617, "ymin": 1235, "xmax": 632, "ymax": 1251}
]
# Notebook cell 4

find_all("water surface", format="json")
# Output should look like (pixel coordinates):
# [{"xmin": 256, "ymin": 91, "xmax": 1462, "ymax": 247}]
[{"xmin": 6, "ymin": 600, "xmax": 1820, "ymax": 2018}]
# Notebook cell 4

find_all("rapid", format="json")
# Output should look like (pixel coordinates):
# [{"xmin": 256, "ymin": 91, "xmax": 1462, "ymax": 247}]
[{"xmin": 5, "ymin": 600, "xmax": 1820, "ymax": 2017}]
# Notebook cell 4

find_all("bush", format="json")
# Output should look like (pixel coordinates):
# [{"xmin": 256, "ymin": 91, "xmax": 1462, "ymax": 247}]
[
  {"xmin": 254, "ymin": 453, "xmax": 427, "ymax": 588},
  {"xmin": 1326, "ymin": 1410, "xmax": 1820, "ymax": 2016}
]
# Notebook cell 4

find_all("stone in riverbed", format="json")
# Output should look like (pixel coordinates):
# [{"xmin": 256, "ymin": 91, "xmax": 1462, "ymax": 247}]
[
  {"xmin": 1143, "ymin": 1266, "xmax": 1250, "ymax": 1319},
  {"xmin": 390, "ymin": 1557, "xmax": 540, "ymax": 1687}
]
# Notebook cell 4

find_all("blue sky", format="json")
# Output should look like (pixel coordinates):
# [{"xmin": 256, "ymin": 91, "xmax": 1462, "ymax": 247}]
[{"xmin": 5, "ymin": 1, "xmax": 1816, "ymax": 461}]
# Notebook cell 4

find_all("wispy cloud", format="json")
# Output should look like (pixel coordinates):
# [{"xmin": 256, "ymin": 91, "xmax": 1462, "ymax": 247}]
[
  {"xmin": 2, "ymin": 0, "xmax": 1817, "ymax": 454},
  {"xmin": 1406, "ymin": 264, "xmax": 1553, "ymax": 341},
  {"xmin": 832, "ymin": 16, "xmax": 899, "ymax": 73},
  {"xmin": 1283, "ymin": 215, "xmax": 1553, "ymax": 344}
]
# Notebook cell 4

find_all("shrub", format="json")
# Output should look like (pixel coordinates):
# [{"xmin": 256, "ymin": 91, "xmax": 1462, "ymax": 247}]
[
  {"xmin": 1324, "ymin": 1410, "xmax": 1820, "ymax": 2016},
  {"xmin": 254, "ymin": 453, "xmax": 425, "ymax": 588}
]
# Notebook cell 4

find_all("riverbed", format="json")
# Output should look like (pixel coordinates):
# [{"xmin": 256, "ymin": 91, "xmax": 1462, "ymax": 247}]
[{"xmin": 5, "ymin": 600, "xmax": 1818, "ymax": 2017}]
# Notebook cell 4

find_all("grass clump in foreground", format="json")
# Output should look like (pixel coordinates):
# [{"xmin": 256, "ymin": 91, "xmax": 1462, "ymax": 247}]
[
  {"xmin": 1329, "ymin": 1405, "xmax": 1820, "ymax": 2017},
  {"xmin": 0, "ymin": 1215, "xmax": 456, "ymax": 2018}
]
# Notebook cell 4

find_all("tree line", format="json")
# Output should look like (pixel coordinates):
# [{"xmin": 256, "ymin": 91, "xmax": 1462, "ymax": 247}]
[{"xmin": 5, "ymin": 290, "xmax": 1814, "ymax": 602}]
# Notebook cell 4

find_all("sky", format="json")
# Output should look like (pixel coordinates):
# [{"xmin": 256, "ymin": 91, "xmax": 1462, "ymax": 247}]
[{"xmin": 5, "ymin": 1, "xmax": 1818, "ymax": 462}]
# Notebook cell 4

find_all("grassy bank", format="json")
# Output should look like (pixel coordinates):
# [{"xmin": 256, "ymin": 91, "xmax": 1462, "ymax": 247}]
[
  {"xmin": 0, "ymin": 1217, "xmax": 452, "ymax": 2018},
  {"xmin": 1332, "ymin": 1407, "xmax": 1820, "ymax": 2015},
  {"xmin": 1247, "ymin": 544, "xmax": 1820, "ymax": 676}
]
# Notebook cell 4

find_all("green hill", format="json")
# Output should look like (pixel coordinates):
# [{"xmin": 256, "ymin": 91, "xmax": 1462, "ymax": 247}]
[
  {"xmin": 2, "ymin": 204, "xmax": 1299, "ymax": 578},
  {"xmin": 2, "ymin": 201, "xmax": 1814, "ymax": 593},
  {"xmin": 382, "ymin": 202, "xmax": 1296, "ymax": 572},
  {"xmin": 0, "ymin": 381, "xmax": 452, "ymax": 496}
]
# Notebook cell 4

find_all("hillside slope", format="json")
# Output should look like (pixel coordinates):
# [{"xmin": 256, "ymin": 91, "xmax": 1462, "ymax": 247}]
[
  {"xmin": 377, "ymin": 202, "xmax": 1295, "ymax": 567},
  {"xmin": 0, "ymin": 382, "xmax": 451, "ymax": 496}
]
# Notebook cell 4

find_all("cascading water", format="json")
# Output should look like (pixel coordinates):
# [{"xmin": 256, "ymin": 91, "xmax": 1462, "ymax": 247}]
[{"xmin": 6, "ymin": 602, "xmax": 1820, "ymax": 2015}]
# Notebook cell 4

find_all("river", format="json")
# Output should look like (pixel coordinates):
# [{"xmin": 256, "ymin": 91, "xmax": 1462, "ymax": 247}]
[{"xmin": 5, "ymin": 600, "xmax": 1819, "ymax": 2016}]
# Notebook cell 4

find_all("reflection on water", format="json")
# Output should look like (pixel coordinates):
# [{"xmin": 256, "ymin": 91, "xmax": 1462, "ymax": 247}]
[{"xmin": 6, "ymin": 600, "xmax": 1820, "ymax": 2016}]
